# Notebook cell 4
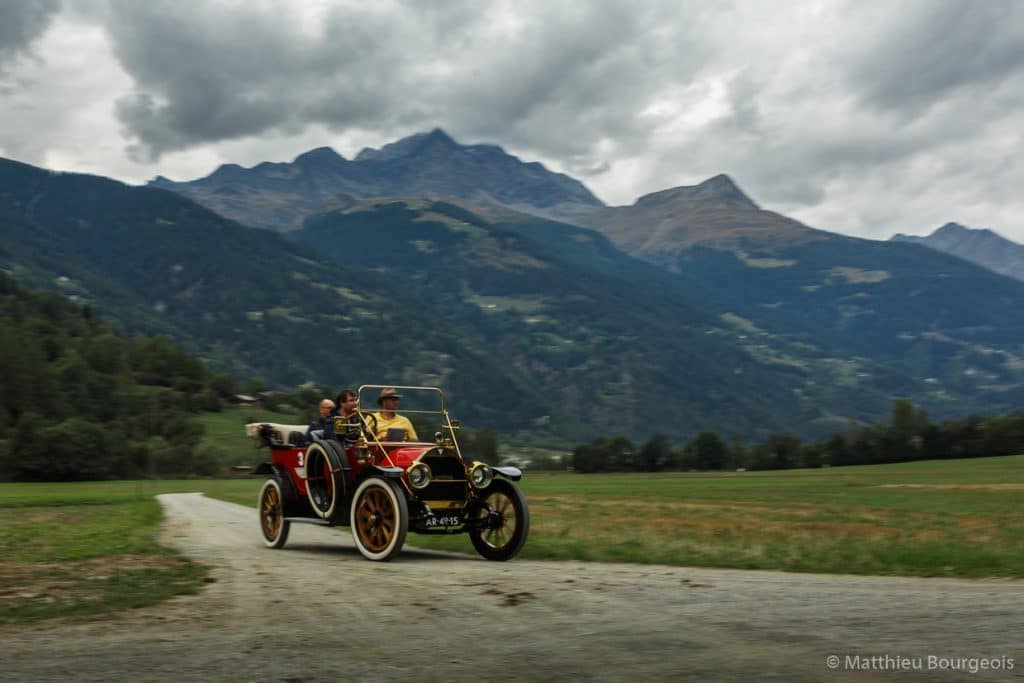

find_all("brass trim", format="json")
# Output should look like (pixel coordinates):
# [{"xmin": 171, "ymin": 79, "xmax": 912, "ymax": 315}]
[
  {"xmin": 424, "ymin": 500, "xmax": 466, "ymax": 509},
  {"xmin": 407, "ymin": 461, "xmax": 432, "ymax": 490},
  {"xmin": 468, "ymin": 461, "xmax": 493, "ymax": 489}
]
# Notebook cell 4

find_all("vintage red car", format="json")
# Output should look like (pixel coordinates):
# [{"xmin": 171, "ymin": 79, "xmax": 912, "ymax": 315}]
[{"xmin": 247, "ymin": 385, "xmax": 529, "ymax": 561}]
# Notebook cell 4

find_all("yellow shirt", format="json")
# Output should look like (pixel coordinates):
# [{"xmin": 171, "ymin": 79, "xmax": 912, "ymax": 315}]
[{"xmin": 372, "ymin": 412, "xmax": 418, "ymax": 441}]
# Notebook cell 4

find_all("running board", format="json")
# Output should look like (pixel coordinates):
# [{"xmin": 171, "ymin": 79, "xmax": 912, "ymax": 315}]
[{"xmin": 284, "ymin": 516, "xmax": 334, "ymax": 526}]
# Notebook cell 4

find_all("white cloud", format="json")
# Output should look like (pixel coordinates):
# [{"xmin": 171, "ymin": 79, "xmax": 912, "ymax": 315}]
[{"xmin": 0, "ymin": 0, "xmax": 1021, "ymax": 243}]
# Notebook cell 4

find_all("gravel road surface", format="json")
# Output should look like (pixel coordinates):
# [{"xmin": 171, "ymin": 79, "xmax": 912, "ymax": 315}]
[{"xmin": 1, "ymin": 493, "xmax": 1020, "ymax": 681}]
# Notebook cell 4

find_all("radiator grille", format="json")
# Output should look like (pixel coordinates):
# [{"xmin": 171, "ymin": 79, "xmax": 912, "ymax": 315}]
[{"xmin": 420, "ymin": 449, "xmax": 467, "ymax": 505}]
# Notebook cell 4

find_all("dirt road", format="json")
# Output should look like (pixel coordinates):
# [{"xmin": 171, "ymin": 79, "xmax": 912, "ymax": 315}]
[{"xmin": 1, "ymin": 493, "xmax": 1021, "ymax": 681}]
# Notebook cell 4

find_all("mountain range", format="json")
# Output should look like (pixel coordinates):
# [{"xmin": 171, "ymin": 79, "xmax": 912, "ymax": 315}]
[
  {"xmin": 151, "ymin": 128, "xmax": 602, "ymax": 231},
  {"xmin": 3, "ymin": 129, "xmax": 1023, "ymax": 441},
  {"xmin": 892, "ymin": 223, "xmax": 1024, "ymax": 283}
]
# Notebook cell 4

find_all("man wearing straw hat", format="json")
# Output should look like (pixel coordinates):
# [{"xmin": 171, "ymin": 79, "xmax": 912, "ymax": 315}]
[{"xmin": 372, "ymin": 387, "xmax": 419, "ymax": 442}]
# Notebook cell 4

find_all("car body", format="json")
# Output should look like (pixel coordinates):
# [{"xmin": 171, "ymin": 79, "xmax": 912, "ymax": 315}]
[{"xmin": 248, "ymin": 385, "xmax": 529, "ymax": 561}]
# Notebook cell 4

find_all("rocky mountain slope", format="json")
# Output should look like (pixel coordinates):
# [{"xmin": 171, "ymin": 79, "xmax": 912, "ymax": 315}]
[
  {"xmin": 892, "ymin": 222, "xmax": 1024, "ymax": 283},
  {"xmin": 150, "ymin": 129, "xmax": 602, "ymax": 231},
  {"xmin": 143, "ymin": 132, "xmax": 1024, "ymax": 433},
  {"xmin": 573, "ymin": 177, "xmax": 1024, "ymax": 417}
]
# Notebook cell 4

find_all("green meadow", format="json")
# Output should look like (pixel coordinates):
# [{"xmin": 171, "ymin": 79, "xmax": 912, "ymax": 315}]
[
  {"xmin": 1, "ymin": 455, "xmax": 1021, "ymax": 624},
  {"xmin": 0, "ymin": 492, "xmax": 206, "ymax": 624},
  {"xmin": 384, "ymin": 455, "xmax": 1023, "ymax": 576}
]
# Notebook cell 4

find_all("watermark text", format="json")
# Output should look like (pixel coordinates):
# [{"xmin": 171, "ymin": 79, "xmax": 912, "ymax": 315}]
[{"xmin": 825, "ymin": 654, "xmax": 1014, "ymax": 674}]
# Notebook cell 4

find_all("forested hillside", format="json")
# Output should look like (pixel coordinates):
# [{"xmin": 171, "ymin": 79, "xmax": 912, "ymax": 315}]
[
  {"xmin": 0, "ymin": 273, "xmax": 219, "ymax": 480},
  {"xmin": 0, "ymin": 158, "xmax": 552, "ymax": 432}
]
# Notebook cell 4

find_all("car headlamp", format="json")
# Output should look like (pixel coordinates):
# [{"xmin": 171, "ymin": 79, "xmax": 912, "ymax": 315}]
[
  {"xmin": 407, "ymin": 462, "xmax": 431, "ymax": 490},
  {"xmin": 469, "ymin": 463, "xmax": 493, "ymax": 489}
]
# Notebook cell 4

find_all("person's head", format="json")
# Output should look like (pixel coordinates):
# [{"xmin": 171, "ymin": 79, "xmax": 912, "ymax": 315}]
[
  {"xmin": 318, "ymin": 399, "xmax": 335, "ymax": 417},
  {"xmin": 376, "ymin": 387, "xmax": 403, "ymax": 414},
  {"xmin": 336, "ymin": 389, "xmax": 358, "ymax": 415}
]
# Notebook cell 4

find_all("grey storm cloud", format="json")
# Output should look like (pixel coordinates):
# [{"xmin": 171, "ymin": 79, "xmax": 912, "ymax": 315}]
[
  {"xmin": 0, "ymin": 0, "xmax": 60, "ymax": 64},
  {"xmin": 100, "ymin": 0, "xmax": 713, "ymax": 164},
  {"xmin": 848, "ymin": 0, "xmax": 1024, "ymax": 116}
]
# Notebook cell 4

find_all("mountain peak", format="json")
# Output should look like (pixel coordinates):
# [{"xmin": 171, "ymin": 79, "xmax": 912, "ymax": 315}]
[
  {"xmin": 934, "ymin": 221, "xmax": 969, "ymax": 235},
  {"xmin": 354, "ymin": 128, "xmax": 459, "ymax": 162},
  {"xmin": 633, "ymin": 174, "xmax": 758, "ymax": 209},
  {"xmin": 891, "ymin": 221, "xmax": 1024, "ymax": 282},
  {"xmin": 293, "ymin": 146, "xmax": 346, "ymax": 168},
  {"xmin": 423, "ymin": 127, "xmax": 455, "ymax": 145}
]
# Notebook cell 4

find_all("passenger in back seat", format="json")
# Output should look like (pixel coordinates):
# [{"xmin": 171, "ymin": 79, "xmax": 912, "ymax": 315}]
[{"xmin": 306, "ymin": 398, "xmax": 335, "ymax": 438}]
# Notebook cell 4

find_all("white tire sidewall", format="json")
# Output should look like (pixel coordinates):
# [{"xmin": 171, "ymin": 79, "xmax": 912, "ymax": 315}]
[{"xmin": 350, "ymin": 477, "xmax": 403, "ymax": 560}]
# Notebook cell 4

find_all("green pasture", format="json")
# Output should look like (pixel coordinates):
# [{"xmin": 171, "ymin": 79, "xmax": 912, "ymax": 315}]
[
  {"xmin": 196, "ymin": 406, "xmax": 304, "ymax": 449},
  {"xmin": 194, "ymin": 405, "xmax": 305, "ymax": 471},
  {"xmin": 187, "ymin": 454, "xmax": 1024, "ymax": 578},
  {"xmin": 1, "ymin": 455, "xmax": 1021, "ymax": 624},
  {"xmin": 0, "ymin": 494, "xmax": 206, "ymax": 623}
]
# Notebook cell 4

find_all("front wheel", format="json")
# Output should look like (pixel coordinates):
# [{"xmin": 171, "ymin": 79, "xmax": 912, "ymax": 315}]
[
  {"xmin": 258, "ymin": 479, "xmax": 290, "ymax": 548},
  {"xmin": 469, "ymin": 479, "xmax": 530, "ymax": 561},
  {"xmin": 350, "ymin": 477, "xmax": 408, "ymax": 561}
]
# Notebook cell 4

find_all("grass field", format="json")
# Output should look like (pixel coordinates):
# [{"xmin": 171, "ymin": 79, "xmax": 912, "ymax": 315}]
[
  {"xmin": 1, "ymin": 455, "xmax": 1021, "ymax": 624},
  {"xmin": 0, "ymin": 489, "xmax": 207, "ymax": 623},
  {"xmin": 196, "ymin": 454, "xmax": 1024, "ymax": 577},
  {"xmin": 195, "ymin": 405, "xmax": 305, "ymax": 471}
]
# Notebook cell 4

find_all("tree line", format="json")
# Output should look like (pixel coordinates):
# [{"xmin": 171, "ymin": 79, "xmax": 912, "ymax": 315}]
[{"xmin": 570, "ymin": 400, "xmax": 1024, "ymax": 472}]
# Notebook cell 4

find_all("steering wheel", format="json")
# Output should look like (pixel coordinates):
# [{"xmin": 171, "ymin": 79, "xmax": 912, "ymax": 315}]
[{"xmin": 357, "ymin": 411, "xmax": 378, "ymax": 440}]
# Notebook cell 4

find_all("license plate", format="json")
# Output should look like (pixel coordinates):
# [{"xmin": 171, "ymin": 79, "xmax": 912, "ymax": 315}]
[{"xmin": 425, "ymin": 514, "xmax": 463, "ymax": 528}]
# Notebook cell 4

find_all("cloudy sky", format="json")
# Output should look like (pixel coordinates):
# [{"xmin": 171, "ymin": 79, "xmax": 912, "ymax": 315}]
[{"xmin": 2, "ymin": 0, "xmax": 1022, "ymax": 242}]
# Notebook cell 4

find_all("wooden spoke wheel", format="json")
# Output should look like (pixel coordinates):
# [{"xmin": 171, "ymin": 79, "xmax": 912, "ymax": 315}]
[
  {"xmin": 258, "ymin": 479, "xmax": 290, "ymax": 549},
  {"xmin": 350, "ymin": 477, "xmax": 408, "ymax": 561},
  {"xmin": 469, "ymin": 479, "xmax": 529, "ymax": 561}
]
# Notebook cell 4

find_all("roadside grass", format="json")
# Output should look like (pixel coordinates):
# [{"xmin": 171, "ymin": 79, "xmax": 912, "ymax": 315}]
[
  {"xmin": 0, "ymin": 491, "xmax": 210, "ymax": 624},
  {"xmin": 202, "ymin": 454, "xmax": 1024, "ymax": 577}
]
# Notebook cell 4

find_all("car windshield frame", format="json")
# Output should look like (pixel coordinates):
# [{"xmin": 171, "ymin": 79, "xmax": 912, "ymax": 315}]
[{"xmin": 356, "ymin": 385, "xmax": 462, "ymax": 451}]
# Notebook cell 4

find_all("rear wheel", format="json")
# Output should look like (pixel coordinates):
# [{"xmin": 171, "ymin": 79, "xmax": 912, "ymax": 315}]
[
  {"xmin": 350, "ymin": 477, "xmax": 408, "ymax": 561},
  {"xmin": 258, "ymin": 479, "xmax": 290, "ymax": 549},
  {"xmin": 469, "ymin": 479, "xmax": 529, "ymax": 561}
]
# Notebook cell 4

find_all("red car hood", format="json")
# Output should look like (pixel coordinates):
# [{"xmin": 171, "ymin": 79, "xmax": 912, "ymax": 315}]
[{"xmin": 383, "ymin": 444, "xmax": 435, "ymax": 468}]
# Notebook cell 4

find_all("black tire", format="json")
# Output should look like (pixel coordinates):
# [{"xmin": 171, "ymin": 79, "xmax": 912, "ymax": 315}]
[
  {"xmin": 469, "ymin": 479, "xmax": 530, "ymax": 561},
  {"xmin": 258, "ymin": 479, "xmax": 290, "ymax": 549},
  {"xmin": 350, "ymin": 477, "xmax": 408, "ymax": 561},
  {"xmin": 305, "ymin": 441, "xmax": 345, "ymax": 521}
]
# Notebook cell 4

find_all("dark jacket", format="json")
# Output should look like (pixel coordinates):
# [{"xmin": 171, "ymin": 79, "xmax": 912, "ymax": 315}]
[{"xmin": 307, "ymin": 414, "xmax": 333, "ymax": 437}]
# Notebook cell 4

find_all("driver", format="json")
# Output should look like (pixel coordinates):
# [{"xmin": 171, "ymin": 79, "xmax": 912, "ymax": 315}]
[
  {"xmin": 330, "ymin": 388, "xmax": 363, "ymax": 443},
  {"xmin": 372, "ymin": 387, "xmax": 418, "ymax": 442}
]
